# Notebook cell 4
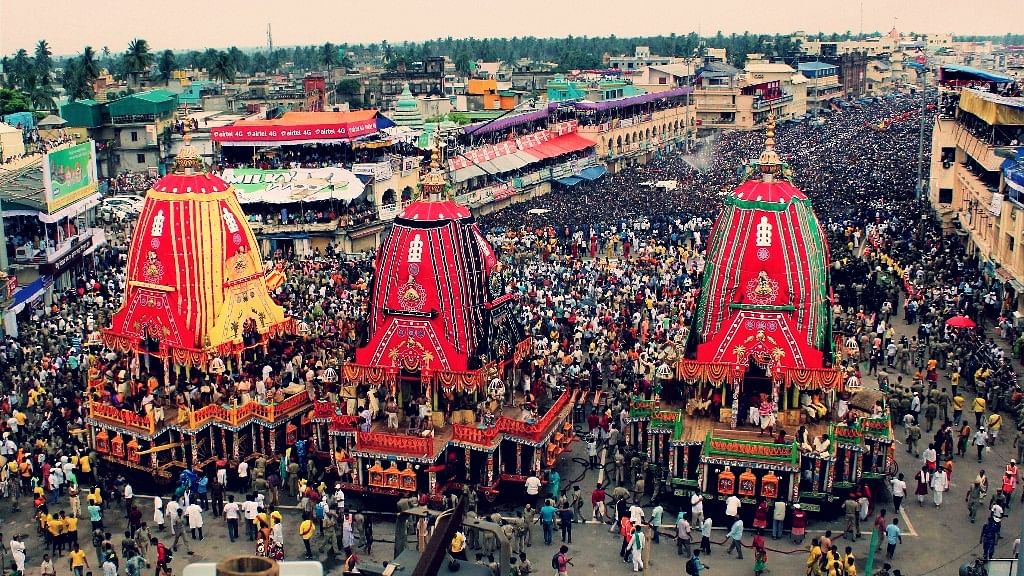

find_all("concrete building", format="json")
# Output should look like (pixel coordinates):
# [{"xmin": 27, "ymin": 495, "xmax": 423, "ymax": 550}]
[
  {"xmin": 607, "ymin": 46, "xmax": 681, "ymax": 71},
  {"xmin": 798, "ymin": 62, "xmax": 843, "ymax": 109},
  {"xmin": 929, "ymin": 86, "xmax": 1024, "ymax": 313},
  {"xmin": 546, "ymin": 76, "xmax": 645, "ymax": 103},
  {"xmin": 379, "ymin": 57, "xmax": 446, "ymax": 110},
  {"xmin": 634, "ymin": 61, "xmax": 699, "ymax": 92}
]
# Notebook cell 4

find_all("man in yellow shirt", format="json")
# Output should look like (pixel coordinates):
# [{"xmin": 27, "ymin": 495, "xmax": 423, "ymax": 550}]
[
  {"xmin": 64, "ymin": 513, "xmax": 79, "ymax": 547},
  {"xmin": 68, "ymin": 543, "xmax": 89, "ymax": 576},
  {"xmin": 973, "ymin": 396, "xmax": 987, "ymax": 428},
  {"xmin": 78, "ymin": 454, "xmax": 92, "ymax": 485},
  {"xmin": 299, "ymin": 514, "xmax": 316, "ymax": 559},
  {"xmin": 952, "ymin": 394, "xmax": 966, "ymax": 426},
  {"xmin": 47, "ymin": 514, "xmax": 64, "ymax": 555}
]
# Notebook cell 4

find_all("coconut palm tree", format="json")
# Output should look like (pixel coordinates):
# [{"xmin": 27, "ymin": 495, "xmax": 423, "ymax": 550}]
[
  {"xmin": 34, "ymin": 40, "xmax": 53, "ymax": 85},
  {"xmin": 80, "ymin": 46, "xmax": 100, "ymax": 83},
  {"xmin": 123, "ymin": 38, "xmax": 154, "ymax": 86},
  {"xmin": 208, "ymin": 51, "xmax": 236, "ymax": 83},
  {"xmin": 157, "ymin": 50, "xmax": 176, "ymax": 85}
]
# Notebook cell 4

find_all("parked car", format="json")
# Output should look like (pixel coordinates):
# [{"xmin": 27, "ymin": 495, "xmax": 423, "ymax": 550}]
[{"xmin": 99, "ymin": 195, "xmax": 144, "ymax": 221}]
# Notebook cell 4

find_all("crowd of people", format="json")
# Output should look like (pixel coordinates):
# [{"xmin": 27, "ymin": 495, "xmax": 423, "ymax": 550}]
[
  {"xmin": 107, "ymin": 172, "xmax": 159, "ymax": 194},
  {"xmin": 4, "ymin": 86, "xmax": 1022, "ymax": 576}
]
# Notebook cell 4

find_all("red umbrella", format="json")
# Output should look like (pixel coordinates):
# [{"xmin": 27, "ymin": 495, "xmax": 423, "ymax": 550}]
[{"xmin": 946, "ymin": 315, "xmax": 976, "ymax": 329}]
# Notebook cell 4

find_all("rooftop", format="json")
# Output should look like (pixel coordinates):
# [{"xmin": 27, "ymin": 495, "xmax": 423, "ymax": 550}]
[{"xmin": 798, "ymin": 62, "xmax": 838, "ymax": 71}]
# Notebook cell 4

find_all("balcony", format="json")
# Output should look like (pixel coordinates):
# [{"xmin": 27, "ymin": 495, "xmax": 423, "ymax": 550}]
[
  {"xmin": 954, "ymin": 124, "xmax": 1020, "ymax": 172},
  {"xmin": 752, "ymin": 93, "xmax": 795, "ymax": 111},
  {"xmin": 249, "ymin": 219, "xmax": 341, "ymax": 235},
  {"xmin": 697, "ymin": 101, "xmax": 738, "ymax": 113}
]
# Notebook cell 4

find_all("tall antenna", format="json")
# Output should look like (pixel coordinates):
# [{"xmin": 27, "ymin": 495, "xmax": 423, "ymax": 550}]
[
  {"xmin": 859, "ymin": 1, "xmax": 863, "ymax": 37},
  {"xmin": 267, "ymin": 23, "xmax": 273, "ymax": 54}
]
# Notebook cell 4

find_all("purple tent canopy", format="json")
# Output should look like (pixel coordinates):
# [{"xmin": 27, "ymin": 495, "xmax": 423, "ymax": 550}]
[
  {"xmin": 572, "ymin": 87, "xmax": 692, "ymax": 112},
  {"xmin": 463, "ymin": 102, "xmax": 560, "ymax": 136}
]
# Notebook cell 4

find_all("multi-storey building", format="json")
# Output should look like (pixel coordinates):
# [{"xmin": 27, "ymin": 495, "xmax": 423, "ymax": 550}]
[
  {"xmin": 379, "ymin": 57, "xmax": 446, "ymax": 110},
  {"xmin": 798, "ymin": 62, "xmax": 844, "ymax": 109},
  {"xmin": 929, "ymin": 81, "xmax": 1024, "ymax": 314}
]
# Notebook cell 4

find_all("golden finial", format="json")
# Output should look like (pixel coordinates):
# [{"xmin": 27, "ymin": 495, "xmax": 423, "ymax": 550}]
[
  {"xmin": 419, "ymin": 138, "xmax": 447, "ymax": 200},
  {"xmin": 173, "ymin": 104, "xmax": 204, "ymax": 174},
  {"xmin": 757, "ymin": 114, "xmax": 782, "ymax": 180}
]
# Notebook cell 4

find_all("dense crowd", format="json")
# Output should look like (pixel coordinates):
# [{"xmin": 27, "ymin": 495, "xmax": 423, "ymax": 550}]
[
  {"xmin": 5, "ymin": 88, "xmax": 1024, "ymax": 576},
  {"xmin": 107, "ymin": 172, "xmax": 159, "ymax": 194}
]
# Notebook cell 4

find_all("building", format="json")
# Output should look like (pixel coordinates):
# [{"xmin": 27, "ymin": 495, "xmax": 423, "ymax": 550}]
[
  {"xmin": 575, "ymin": 87, "xmax": 694, "ymax": 172},
  {"xmin": 61, "ymin": 90, "xmax": 180, "ymax": 177},
  {"xmin": 546, "ymin": 76, "xmax": 645, "ymax": 103},
  {"xmin": 454, "ymin": 79, "xmax": 522, "ymax": 111},
  {"xmin": 634, "ymin": 61, "xmax": 699, "ymax": 92},
  {"xmin": 928, "ymin": 84, "xmax": 1024, "ymax": 314},
  {"xmin": 693, "ymin": 58, "xmax": 805, "ymax": 131},
  {"xmin": 380, "ymin": 57, "xmax": 446, "ymax": 110},
  {"xmin": 798, "ymin": 62, "xmax": 843, "ymax": 109},
  {"xmin": 866, "ymin": 59, "xmax": 893, "ymax": 95},
  {"xmin": 607, "ymin": 46, "xmax": 680, "ymax": 71},
  {"xmin": 0, "ymin": 141, "xmax": 106, "ymax": 334}
]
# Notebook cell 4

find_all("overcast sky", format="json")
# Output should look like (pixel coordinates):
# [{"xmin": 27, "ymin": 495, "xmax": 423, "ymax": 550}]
[{"xmin": 1, "ymin": 0, "xmax": 1017, "ymax": 56}]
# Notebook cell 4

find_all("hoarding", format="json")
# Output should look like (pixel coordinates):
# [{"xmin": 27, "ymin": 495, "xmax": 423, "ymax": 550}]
[
  {"xmin": 220, "ymin": 167, "xmax": 366, "ymax": 204},
  {"xmin": 42, "ymin": 141, "xmax": 98, "ymax": 213}
]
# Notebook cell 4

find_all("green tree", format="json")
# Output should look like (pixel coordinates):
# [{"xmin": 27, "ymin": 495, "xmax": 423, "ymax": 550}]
[
  {"xmin": 123, "ymin": 38, "xmax": 154, "ymax": 85},
  {"xmin": 157, "ymin": 49, "xmax": 176, "ymax": 85},
  {"xmin": 0, "ymin": 88, "xmax": 32, "ymax": 114},
  {"xmin": 250, "ymin": 52, "xmax": 269, "ymax": 74},
  {"xmin": 34, "ymin": 40, "xmax": 53, "ymax": 85},
  {"xmin": 10, "ymin": 49, "xmax": 33, "ymax": 91},
  {"xmin": 228, "ymin": 46, "xmax": 248, "ymax": 74},
  {"xmin": 209, "ymin": 51, "xmax": 236, "ymax": 83},
  {"xmin": 60, "ymin": 60, "xmax": 92, "ymax": 101}
]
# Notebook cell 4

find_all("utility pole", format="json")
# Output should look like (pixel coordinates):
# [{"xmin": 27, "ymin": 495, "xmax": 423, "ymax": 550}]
[{"xmin": 915, "ymin": 55, "xmax": 928, "ymax": 202}]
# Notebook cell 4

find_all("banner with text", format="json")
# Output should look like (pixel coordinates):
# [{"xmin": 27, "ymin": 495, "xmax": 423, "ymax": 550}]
[
  {"xmin": 211, "ymin": 120, "xmax": 378, "ymax": 145},
  {"xmin": 42, "ymin": 141, "xmax": 98, "ymax": 213},
  {"xmin": 220, "ymin": 167, "xmax": 366, "ymax": 204}
]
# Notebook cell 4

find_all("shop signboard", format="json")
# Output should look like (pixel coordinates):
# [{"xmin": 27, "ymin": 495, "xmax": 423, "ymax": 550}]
[{"xmin": 42, "ymin": 141, "xmax": 98, "ymax": 213}]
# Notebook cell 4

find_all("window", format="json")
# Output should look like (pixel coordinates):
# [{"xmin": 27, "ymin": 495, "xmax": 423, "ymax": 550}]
[
  {"xmin": 1008, "ymin": 234, "xmax": 1016, "ymax": 252},
  {"xmin": 136, "ymin": 153, "xmax": 146, "ymax": 164},
  {"xmin": 659, "ymin": 77, "xmax": 667, "ymax": 85},
  {"xmin": 938, "ymin": 188, "xmax": 953, "ymax": 204},
  {"xmin": 130, "ymin": 131, "xmax": 138, "ymax": 142},
  {"xmin": 941, "ymin": 147, "xmax": 955, "ymax": 164}
]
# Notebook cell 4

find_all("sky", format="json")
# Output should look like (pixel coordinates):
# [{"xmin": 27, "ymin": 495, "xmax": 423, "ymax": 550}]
[{"xmin": 0, "ymin": 0, "xmax": 1018, "ymax": 56}]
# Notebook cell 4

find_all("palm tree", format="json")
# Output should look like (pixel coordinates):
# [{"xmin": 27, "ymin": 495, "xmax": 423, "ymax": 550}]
[
  {"xmin": 34, "ymin": 40, "xmax": 53, "ymax": 85},
  {"xmin": 23, "ymin": 74, "xmax": 56, "ymax": 110},
  {"xmin": 123, "ymin": 38, "xmax": 154, "ymax": 86},
  {"xmin": 10, "ymin": 49, "xmax": 32, "ymax": 91},
  {"xmin": 208, "ymin": 51, "xmax": 236, "ymax": 83},
  {"xmin": 80, "ymin": 46, "xmax": 100, "ymax": 83},
  {"xmin": 157, "ymin": 50, "xmax": 176, "ymax": 85},
  {"xmin": 61, "ymin": 60, "xmax": 93, "ymax": 101}
]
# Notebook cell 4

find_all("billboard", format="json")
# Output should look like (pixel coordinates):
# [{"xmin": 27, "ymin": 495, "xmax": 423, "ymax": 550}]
[
  {"xmin": 220, "ymin": 167, "xmax": 366, "ymax": 204},
  {"xmin": 43, "ymin": 141, "xmax": 98, "ymax": 213}
]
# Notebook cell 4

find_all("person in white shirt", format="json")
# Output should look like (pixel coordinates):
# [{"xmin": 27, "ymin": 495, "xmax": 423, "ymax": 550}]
[
  {"xmin": 11, "ymin": 535, "xmax": 25, "ymax": 572},
  {"xmin": 224, "ymin": 495, "xmax": 241, "ymax": 542},
  {"xmin": 333, "ymin": 485, "xmax": 345, "ymax": 513},
  {"xmin": 165, "ymin": 500, "xmax": 181, "ymax": 534},
  {"xmin": 691, "ymin": 491, "xmax": 705, "ymax": 525},
  {"xmin": 153, "ymin": 496, "xmax": 165, "ymax": 531},
  {"xmin": 629, "ymin": 503, "xmax": 645, "ymax": 525},
  {"xmin": 242, "ymin": 497, "xmax": 259, "ymax": 541},
  {"xmin": 123, "ymin": 483, "xmax": 134, "ymax": 516},
  {"xmin": 890, "ymin": 473, "xmax": 907, "ymax": 512},
  {"xmin": 725, "ymin": 494, "xmax": 741, "ymax": 519},
  {"xmin": 186, "ymin": 502, "xmax": 204, "ymax": 540},
  {"xmin": 237, "ymin": 461, "xmax": 250, "ymax": 491},
  {"xmin": 525, "ymin": 474, "xmax": 542, "ymax": 507}
]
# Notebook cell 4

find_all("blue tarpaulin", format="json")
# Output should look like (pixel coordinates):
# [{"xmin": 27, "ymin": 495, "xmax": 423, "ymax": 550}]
[
  {"xmin": 8, "ymin": 276, "xmax": 49, "ymax": 313},
  {"xmin": 578, "ymin": 166, "xmax": 607, "ymax": 181},
  {"xmin": 1004, "ymin": 151, "xmax": 1024, "ymax": 200},
  {"xmin": 555, "ymin": 176, "xmax": 583, "ymax": 186},
  {"xmin": 940, "ymin": 64, "xmax": 1014, "ymax": 84}
]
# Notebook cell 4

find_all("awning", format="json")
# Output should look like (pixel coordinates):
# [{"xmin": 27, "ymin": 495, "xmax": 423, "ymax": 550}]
[
  {"xmin": 524, "ymin": 133, "xmax": 596, "ymax": 160},
  {"xmin": 8, "ymin": 276, "xmax": 49, "ymax": 313},
  {"xmin": 555, "ymin": 177, "xmax": 583, "ymax": 187},
  {"xmin": 452, "ymin": 164, "xmax": 486, "ymax": 183},
  {"xmin": 578, "ymin": 165, "xmax": 607, "ymax": 181},
  {"xmin": 488, "ymin": 152, "xmax": 532, "ymax": 173}
]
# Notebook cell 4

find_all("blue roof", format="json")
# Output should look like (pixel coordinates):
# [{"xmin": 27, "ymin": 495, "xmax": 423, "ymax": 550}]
[
  {"xmin": 940, "ymin": 64, "xmax": 1013, "ymax": 84},
  {"xmin": 798, "ymin": 62, "xmax": 837, "ymax": 71},
  {"xmin": 578, "ymin": 165, "xmax": 607, "ymax": 181}
]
